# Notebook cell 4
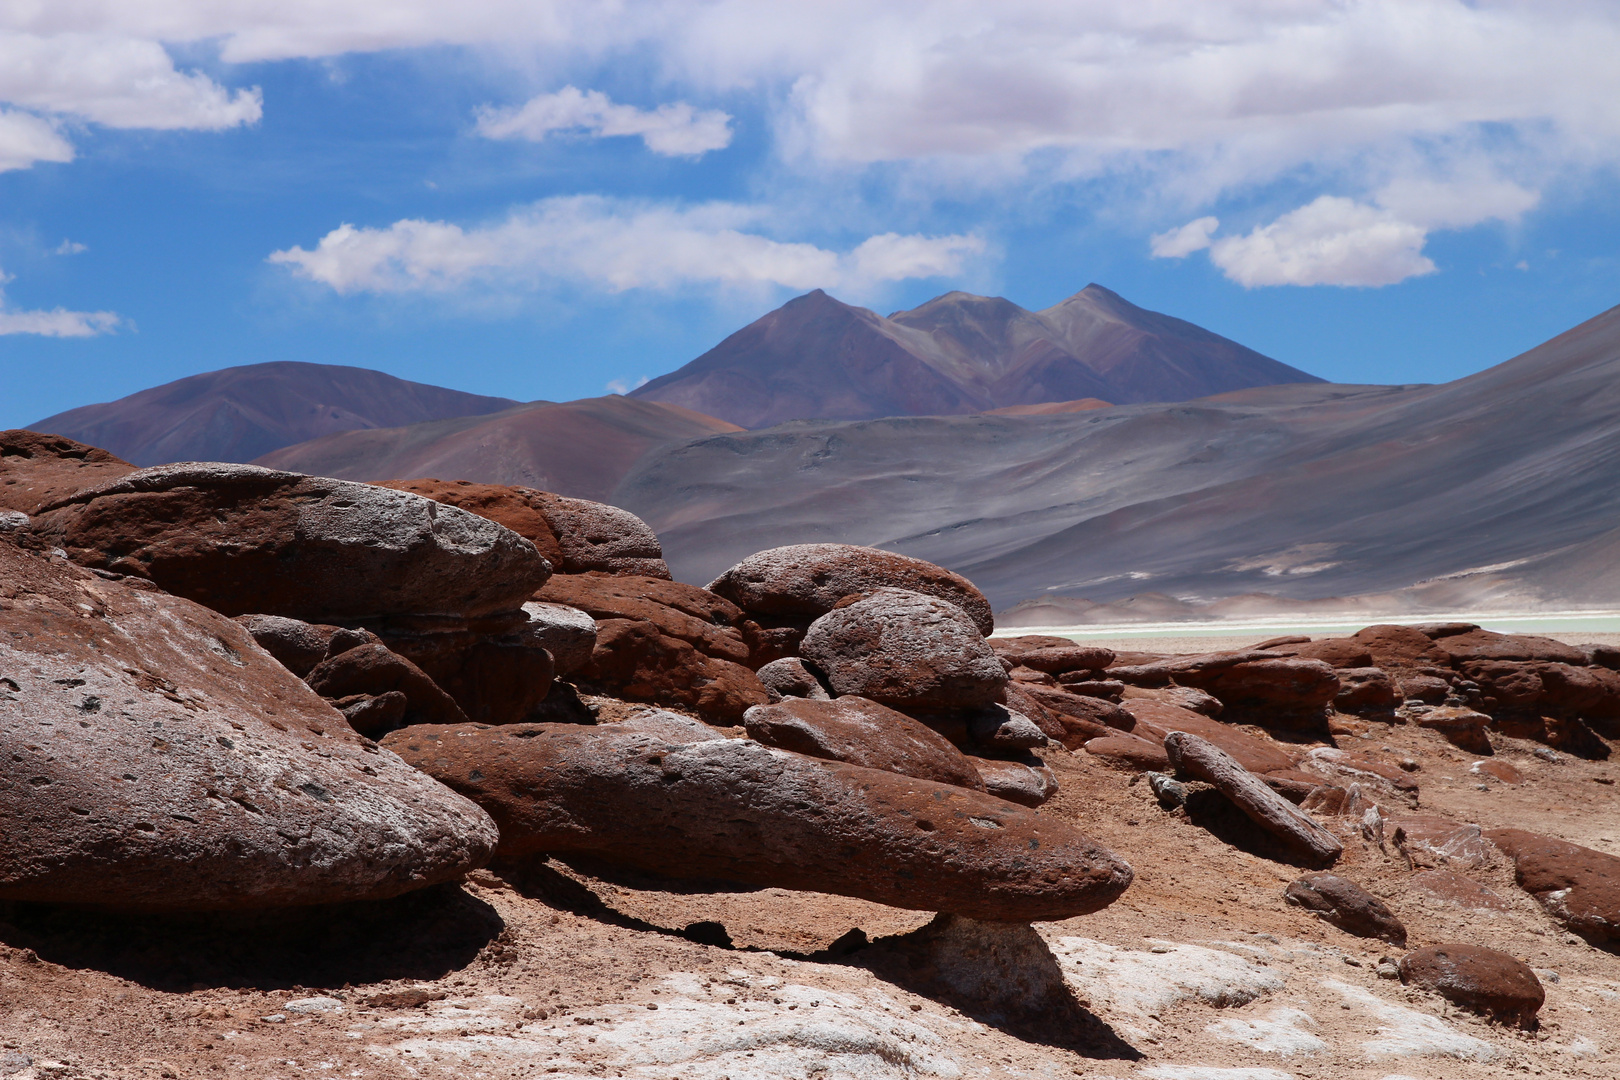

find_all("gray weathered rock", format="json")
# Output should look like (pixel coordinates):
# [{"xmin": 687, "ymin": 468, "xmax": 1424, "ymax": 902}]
[
  {"xmin": 520, "ymin": 601, "xmax": 598, "ymax": 676},
  {"xmin": 971, "ymin": 754, "xmax": 1058, "ymax": 808},
  {"xmin": 800, "ymin": 588, "xmax": 1007, "ymax": 711},
  {"xmin": 755, "ymin": 656, "xmax": 833, "ymax": 701}
]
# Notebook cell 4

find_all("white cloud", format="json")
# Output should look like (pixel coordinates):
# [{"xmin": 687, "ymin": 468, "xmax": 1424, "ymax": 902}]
[
  {"xmin": 0, "ymin": 108, "xmax": 73, "ymax": 171},
  {"xmin": 606, "ymin": 375, "xmax": 649, "ymax": 395},
  {"xmin": 0, "ymin": 275, "xmax": 120, "ymax": 336},
  {"xmin": 268, "ymin": 196, "xmax": 982, "ymax": 295},
  {"xmin": 1150, "ymin": 216, "xmax": 1219, "ymax": 259},
  {"xmin": 54, "ymin": 240, "xmax": 87, "ymax": 255},
  {"xmin": 1208, "ymin": 197, "xmax": 1435, "ymax": 288},
  {"xmin": 477, "ymin": 86, "xmax": 731, "ymax": 157}
]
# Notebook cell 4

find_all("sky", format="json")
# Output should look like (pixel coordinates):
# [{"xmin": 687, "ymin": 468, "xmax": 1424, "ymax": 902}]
[{"xmin": 3, "ymin": 1, "xmax": 1620, "ymax": 429}]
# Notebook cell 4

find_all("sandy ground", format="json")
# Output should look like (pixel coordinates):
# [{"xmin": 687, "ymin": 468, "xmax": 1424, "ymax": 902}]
[{"xmin": 2, "ymin": 708, "xmax": 1617, "ymax": 1080}]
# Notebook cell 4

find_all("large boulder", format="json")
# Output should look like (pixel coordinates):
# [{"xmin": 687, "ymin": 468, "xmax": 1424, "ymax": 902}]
[
  {"xmin": 534, "ymin": 573, "xmax": 751, "ymax": 666},
  {"xmin": 1167, "ymin": 652, "xmax": 1340, "ymax": 726},
  {"xmin": 707, "ymin": 543, "xmax": 994, "ymax": 637},
  {"xmin": 574, "ymin": 616, "xmax": 770, "ymax": 723},
  {"xmin": 1441, "ymin": 628, "xmax": 1589, "ymax": 666},
  {"xmin": 1349, "ymin": 624, "xmax": 1452, "ymax": 670},
  {"xmin": 304, "ymin": 642, "xmax": 470, "ymax": 733},
  {"xmin": 382, "ymin": 722, "xmax": 1133, "ymax": 922},
  {"xmin": 1398, "ymin": 945, "xmax": 1544, "ymax": 1027},
  {"xmin": 31, "ymin": 463, "xmax": 550, "ymax": 622},
  {"xmin": 742, "ymin": 696, "xmax": 985, "ymax": 790},
  {"xmin": 0, "ymin": 541, "xmax": 497, "ymax": 909},
  {"xmin": 0, "ymin": 430, "xmax": 135, "ymax": 514},
  {"xmin": 519, "ymin": 601, "xmax": 598, "ymax": 676},
  {"xmin": 1165, "ymin": 732, "xmax": 1342, "ymax": 867},
  {"xmin": 1485, "ymin": 829, "xmax": 1620, "ymax": 945},
  {"xmin": 800, "ymin": 588, "xmax": 1007, "ymax": 711}
]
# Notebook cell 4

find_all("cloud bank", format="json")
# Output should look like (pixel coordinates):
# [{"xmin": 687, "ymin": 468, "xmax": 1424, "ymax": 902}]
[{"xmin": 268, "ymin": 196, "xmax": 983, "ymax": 295}]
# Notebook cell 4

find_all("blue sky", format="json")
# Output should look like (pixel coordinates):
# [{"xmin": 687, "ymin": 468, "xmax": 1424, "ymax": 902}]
[{"xmin": 3, "ymin": 2, "xmax": 1620, "ymax": 429}]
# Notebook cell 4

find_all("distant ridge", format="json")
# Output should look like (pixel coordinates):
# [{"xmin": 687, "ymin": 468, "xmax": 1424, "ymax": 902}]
[
  {"xmin": 630, "ymin": 284, "xmax": 1320, "ymax": 428},
  {"xmin": 30, "ymin": 361, "xmax": 519, "ymax": 466},
  {"xmin": 256, "ymin": 395, "xmax": 743, "ymax": 503}
]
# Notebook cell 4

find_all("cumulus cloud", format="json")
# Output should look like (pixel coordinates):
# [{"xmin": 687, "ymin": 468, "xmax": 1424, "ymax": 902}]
[
  {"xmin": 477, "ymin": 86, "xmax": 731, "ymax": 157},
  {"xmin": 1150, "ymin": 217, "xmax": 1219, "ymax": 259},
  {"xmin": 0, "ymin": 275, "xmax": 120, "ymax": 336},
  {"xmin": 54, "ymin": 240, "xmax": 87, "ymax": 255},
  {"xmin": 268, "ymin": 196, "xmax": 982, "ymax": 295},
  {"xmin": 0, "ymin": 108, "xmax": 73, "ymax": 171},
  {"xmin": 1207, "ymin": 197, "xmax": 1435, "ymax": 288}
]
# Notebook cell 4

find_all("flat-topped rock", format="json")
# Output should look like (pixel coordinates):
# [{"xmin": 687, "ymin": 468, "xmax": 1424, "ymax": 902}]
[
  {"xmin": 383, "ymin": 722, "xmax": 1134, "ymax": 922},
  {"xmin": 0, "ymin": 541, "xmax": 497, "ymax": 910},
  {"xmin": 708, "ymin": 543, "xmax": 993, "ymax": 636},
  {"xmin": 32, "ymin": 463, "xmax": 550, "ymax": 621}
]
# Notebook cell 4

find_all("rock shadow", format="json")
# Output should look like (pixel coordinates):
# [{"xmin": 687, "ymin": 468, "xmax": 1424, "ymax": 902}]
[
  {"xmin": 0, "ymin": 882, "xmax": 502, "ymax": 992},
  {"xmin": 1182, "ymin": 788, "xmax": 1330, "ymax": 868},
  {"xmin": 853, "ymin": 914, "xmax": 1142, "ymax": 1060},
  {"xmin": 492, "ymin": 855, "xmax": 746, "ymax": 949}
]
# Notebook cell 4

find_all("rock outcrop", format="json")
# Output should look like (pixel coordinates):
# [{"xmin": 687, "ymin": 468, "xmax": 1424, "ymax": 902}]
[
  {"xmin": 383, "ymin": 722, "xmax": 1134, "ymax": 922},
  {"xmin": 0, "ymin": 540, "xmax": 498, "ymax": 910},
  {"xmin": 1486, "ymin": 828, "xmax": 1620, "ymax": 945},
  {"xmin": 0, "ymin": 430, "xmax": 135, "ymax": 514}
]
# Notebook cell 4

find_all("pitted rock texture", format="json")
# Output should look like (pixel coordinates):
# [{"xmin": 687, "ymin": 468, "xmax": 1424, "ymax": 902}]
[
  {"xmin": 31, "ymin": 463, "xmax": 550, "ymax": 622},
  {"xmin": 1485, "ymin": 828, "xmax": 1620, "ymax": 944},
  {"xmin": 742, "ymin": 696, "xmax": 985, "ymax": 790},
  {"xmin": 377, "ymin": 480, "xmax": 668, "ymax": 578},
  {"xmin": 1011, "ymin": 645, "xmax": 1116, "ymax": 675},
  {"xmin": 708, "ymin": 543, "xmax": 994, "ymax": 636},
  {"xmin": 800, "ymin": 588, "xmax": 1007, "ymax": 711},
  {"xmin": 754, "ymin": 656, "xmax": 832, "ymax": 700},
  {"xmin": 1284, "ymin": 872, "xmax": 1407, "ymax": 944},
  {"xmin": 0, "ymin": 541, "xmax": 498, "ymax": 910},
  {"xmin": 1398, "ymin": 945, "xmax": 1544, "ymax": 1026},
  {"xmin": 0, "ymin": 430, "xmax": 135, "ymax": 514},
  {"xmin": 383, "ymin": 722, "xmax": 1133, "ymax": 922}
]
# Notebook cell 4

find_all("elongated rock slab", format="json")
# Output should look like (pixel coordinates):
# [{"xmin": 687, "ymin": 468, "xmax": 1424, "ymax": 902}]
[
  {"xmin": 1165, "ymin": 731, "xmax": 1342, "ymax": 867},
  {"xmin": 383, "ymin": 722, "xmax": 1134, "ymax": 922},
  {"xmin": 743, "ymin": 696, "xmax": 985, "ymax": 790},
  {"xmin": 0, "ymin": 541, "xmax": 498, "ymax": 910}
]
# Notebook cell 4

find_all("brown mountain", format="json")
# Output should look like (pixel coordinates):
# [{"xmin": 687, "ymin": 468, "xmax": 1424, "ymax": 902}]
[
  {"xmin": 29, "ymin": 361, "xmax": 519, "ymax": 466},
  {"xmin": 255, "ymin": 395, "xmax": 742, "ymax": 502},
  {"xmin": 629, "ymin": 284, "xmax": 1320, "ymax": 428},
  {"xmin": 614, "ymin": 299, "xmax": 1620, "ymax": 616}
]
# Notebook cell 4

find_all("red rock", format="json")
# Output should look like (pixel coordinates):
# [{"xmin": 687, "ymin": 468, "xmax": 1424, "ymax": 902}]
[
  {"xmin": 1167, "ymin": 653, "xmax": 1340, "ymax": 726},
  {"xmin": 1083, "ymin": 734, "xmax": 1170, "ymax": 771},
  {"xmin": 1334, "ymin": 666, "xmax": 1399, "ymax": 713},
  {"xmin": 1392, "ymin": 815, "xmax": 1496, "ymax": 870},
  {"xmin": 1018, "ymin": 685, "xmax": 1135, "ymax": 749},
  {"xmin": 0, "ymin": 430, "xmax": 135, "ymax": 514},
  {"xmin": 32, "ymin": 463, "xmax": 550, "ymax": 622},
  {"xmin": 1105, "ymin": 662, "xmax": 1173, "ymax": 687},
  {"xmin": 1267, "ymin": 638, "xmax": 1374, "ymax": 668},
  {"xmin": 1350, "ymin": 625, "xmax": 1453, "ymax": 670},
  {"xmin": 1252, "ymin": 635, "xmax": 1310, "ymax": 649},
  {"xmin": 1471, "ymin": 759, "xmax": 1523, "ymax": 783},
  {"xmin": 358, "ymin": 611, "xmax": 557, "ymax": 727},
  {"xmin": 303, "ymin": 641, "xmax": 470, "ymax": 732},
  {"xmin": 1165, "ymin": 732, "xmax": 1343, "ymax": 867},
  {"xmin": 1398, "ymin": 673, "xmax": 1452, "ymax": 703},
  {"xmin": 742, "ymin": 696, "xmax": 985, "ymax": 790},
  {"xmin": 1399, "ymin": 945, "xmax": 1544, "ymax": 1026},
  {"xmin": 1266, "ymin": 770, "xmax": 1330, "ymax": 804},
  {"xmin": 971, "ymin": 754, "xmax": 1058, "ymax": 807},
  {"xmin": 800, "ymin": 588, "xmax": 1007, "ymax": 711},
  {"xmin": 1017, "ymin": 645, "xmax": 1116, "ymax": 675},
  {"xmin": 755, "ymin": 656, "xmax": 832, "ymax": 700},
  {"xmin": 992, "ymin": 634, "xmax": 1078, "ymax": 655},
  {"xmin": 1284, "ymin": 872, "xmax": 1406, "ymax": 944},
  {"xmin": 1409, "ymin": 870, "xmax": 1513, "ymax": 912},
  {"xmin": 1411, "ymin": 705, "xmax": 1493, "ymax": 754},
  {"xmin": 1484, "ymin": 829, "xmax": 1620, "ymax": 945},
  {"xmin": 1123, "ymin": 684, "xmax": 1224, "ymax": 717},
  {"xmin": 382, "ymin": 722, "xmax": 1135, "ymax": 922},
  {"xmin": 1124, "ymin": 699, "xmax": 1298, "ymax": 775},
  {"xmin": 1055, "ymin": 674, "xmax": 1126, "ymax": 700},
  {"xmin": 235, "ymin": 613, "xmax": 345, "ymax": 678},
  {"xmin": 573, "ymin": 617, "xmax": 770, "ymax": 724},
  {"xmin": 1008, "ymin": 665, "xmax": 1058, "ymax": 686},
  {"xmin": 0, "ymin": 541, "xmax": 497, "ymax": 910},
  {"xmin": 374, "ymin": 478, "xmax": 565, "ymax": 566},
  {"xmin": 707, "ymin": 543, "xmax": 993, "ymax": 636},
  {"xmin": 535, "ymin": 573, "xmax": 751, "ymax": 666},
  {"xmin": 1442, "ymin": 628, "xmax": 1588, "ymax": 666}
]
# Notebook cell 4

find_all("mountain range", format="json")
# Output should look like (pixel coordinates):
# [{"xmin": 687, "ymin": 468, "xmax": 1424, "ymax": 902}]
[
  {"xmin": 30, "ymin": 361, "xmax": 519, "ymax": 467},
  {"xmin": 614, "ymin": 299, "xmax": 1620, "ymax": 616},
  {"xmin": 629, "ymin": 284, "xmax": 1321, "ymax": 428}
]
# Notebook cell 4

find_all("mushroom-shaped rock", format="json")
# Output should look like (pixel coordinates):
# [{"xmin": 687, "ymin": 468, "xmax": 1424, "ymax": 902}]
[
  {"xmin": 382, "ymin": 722, "xmax": 1133, "ymax": 922},
  {"xmin": 743, "ymin": 696, "xmax": 985, "ymax": 790},
  {"xmin": 800, "ymin": 588, "xmax": 1007, "ymax": 711},
  {"xmin": 1284, "ymin": 872, "xmax": 1406, "ymax": 944},
  {"xmin": 1485, "ymin": 828, "xmax": 1620, "ymax": 945},
  {"xmin": 708, "ymin": 543, "xmax": 994, "ymax": 636},
  {"xmin": 1399, "ymin": 945, "xmax": 1544, "ymax": 1027},
  {"xmin": 0, "ymin": 541, "xmax": 498, "ymax": 910},
  {"xmin": 31, "ymin": 463, "xmax": 551, "ymax": 622},
  {"xmin": 1165, "ymin": 731, "xmax": 1342, "ymax": 867}
]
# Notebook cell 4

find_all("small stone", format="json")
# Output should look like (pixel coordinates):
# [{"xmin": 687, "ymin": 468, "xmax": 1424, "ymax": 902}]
[{"xmin": 1284, "ymin": 873, "xmax": 1407, "ymax": 944}]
